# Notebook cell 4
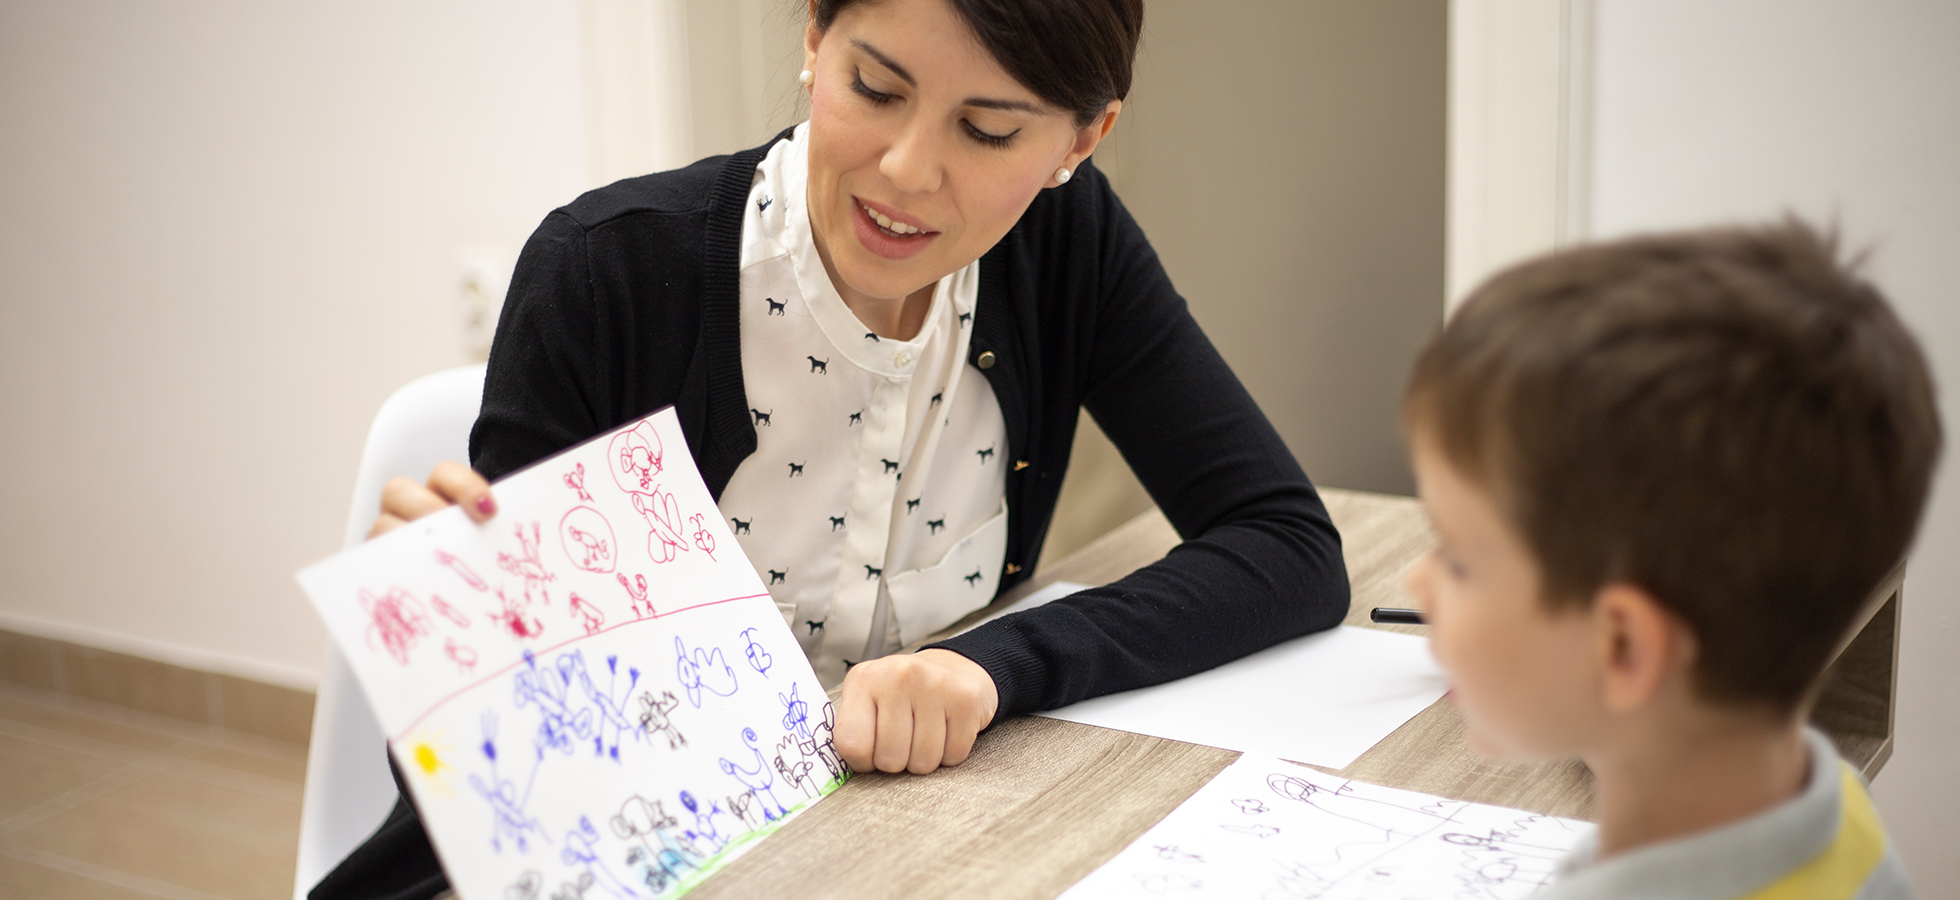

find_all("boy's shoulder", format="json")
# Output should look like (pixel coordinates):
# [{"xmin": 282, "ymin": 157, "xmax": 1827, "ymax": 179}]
[{"xmin": 1541, "ymin": 730, "xmax": 1911, "ymax": 900}]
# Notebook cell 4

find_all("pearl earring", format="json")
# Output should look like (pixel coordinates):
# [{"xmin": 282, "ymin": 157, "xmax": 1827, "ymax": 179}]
[
  {"xmin": 799, "ymin": 70, "xmax": 814, "ymax": 86},
  {"xmin": 1055, "ymin": 167, "xmax": 1072, "ymax": 185}
]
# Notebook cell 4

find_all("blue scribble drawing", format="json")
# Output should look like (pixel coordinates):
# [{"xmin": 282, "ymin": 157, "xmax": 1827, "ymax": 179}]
[
  {"xmin": 678, "ymin": 791, "xmax": 729, "ymax": 853},
  {"xmin": 571, "ymin": 653, "xmax": 642, "ymax": 760},
  {"xmin": 674, "ymin": 637, "xmax": 739, "ymax": 708},
  {"xmin": 560, "ymin": 815, "xmax": 641, "ymax": 898},
  {"xmin": 779, "ymin": 684, "xmax": 811, "ymax": 741},
  {"xmin": 467, "ymin": 712, "xmax": 551, "ymax": 855},
  {"xmin": 611, "ymin": 795, "xmax": 705, "ymax": 893},
  {"xmin": 740, "ymin": 628, "xmax": 773, "ymax": 676},
  {"xmin": 718, "ymin": 727, "xmax": 791, "ymax": 821},
  {"xmin": 513, "ymin": 650, "xmax": 595, "ymax": 755},
  {"xmin": 634, "ymin": 690, "xmax": 686, "ymax": 750}
]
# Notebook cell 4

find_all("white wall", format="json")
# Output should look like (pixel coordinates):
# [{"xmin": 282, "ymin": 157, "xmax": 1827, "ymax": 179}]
[
  {"xmin": 1586, "ymin": 1, "xmax": 1960, "ymax": 890},
  {"xmin": 0, "ymin": 0, "xmax": 591, "ymax": 687}
]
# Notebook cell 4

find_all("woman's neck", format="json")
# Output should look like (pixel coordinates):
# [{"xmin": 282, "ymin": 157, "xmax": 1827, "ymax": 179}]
[{"xmin": 841, "ymin": 281, "xmax": 936, "ymax": 341}]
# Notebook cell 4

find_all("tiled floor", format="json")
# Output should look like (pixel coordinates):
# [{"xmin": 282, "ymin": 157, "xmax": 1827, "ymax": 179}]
[{"xmin": 0, "ymin": 681, "xmax": 306, "ymax": 900}]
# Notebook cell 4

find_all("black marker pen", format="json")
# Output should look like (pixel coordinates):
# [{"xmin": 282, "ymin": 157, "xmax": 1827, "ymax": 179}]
[{"xmin": 1369, "ymin": 607, "xmax": 1425, "ymax": 625}]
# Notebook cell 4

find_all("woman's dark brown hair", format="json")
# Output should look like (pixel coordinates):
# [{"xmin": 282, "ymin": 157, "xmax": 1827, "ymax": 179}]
[{"xmin": 813, "ymin": 0, "xmax": 1143, "ymax": 127}]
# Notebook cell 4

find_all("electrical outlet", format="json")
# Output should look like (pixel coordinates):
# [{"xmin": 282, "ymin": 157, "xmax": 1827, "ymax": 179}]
[{"xmin": 458, "ymin": 246, "xmax": 515, "ymax": 362}]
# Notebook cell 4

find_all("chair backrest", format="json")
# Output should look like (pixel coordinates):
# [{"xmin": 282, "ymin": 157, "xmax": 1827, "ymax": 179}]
[{"xmin": 293, "ymin": 364, "xmax": 486, "ymax": 900}]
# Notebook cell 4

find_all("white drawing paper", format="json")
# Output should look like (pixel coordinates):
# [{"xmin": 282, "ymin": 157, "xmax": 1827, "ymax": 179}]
[
  {"xmin": 1038, "ymin": 626, "xmax": 1449, "ymax": 769},
  {"xmin": 1063, "ymin": 752, "xmax": 1591, "ymax": 899},
  {"xmin": 297, "ymin": 408, "xmax": 843, "ymax": 900}
]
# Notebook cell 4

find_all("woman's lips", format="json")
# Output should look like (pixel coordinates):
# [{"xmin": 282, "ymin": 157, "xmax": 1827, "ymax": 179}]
[{"xmin": 851, "ymin": 197, "xmax": 936, "ymax": 261}]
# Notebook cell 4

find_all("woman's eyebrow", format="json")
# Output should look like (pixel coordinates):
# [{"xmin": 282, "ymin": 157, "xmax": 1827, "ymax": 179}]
[{"xmin": 850, "ymin": 38, "xmax": 1045, "ymax": 115}]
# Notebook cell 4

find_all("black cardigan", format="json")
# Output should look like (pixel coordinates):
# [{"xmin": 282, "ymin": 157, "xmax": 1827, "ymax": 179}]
[{"xmin": 312, "ymin": 135, "xmax": 1347, "ymax": 900}]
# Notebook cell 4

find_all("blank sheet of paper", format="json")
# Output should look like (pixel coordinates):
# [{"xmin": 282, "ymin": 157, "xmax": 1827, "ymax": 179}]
[
  {"xmin": 1037, "ymin": 625, "xmax": 1449, "ymax": 768},
  {"xmin": 1062, "ymin": 751, "xmax": 1589, "ymax": 898}
]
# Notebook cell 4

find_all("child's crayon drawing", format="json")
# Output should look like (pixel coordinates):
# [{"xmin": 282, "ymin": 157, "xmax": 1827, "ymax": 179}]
[{"xmin": 299, "ymin": 409, "xmax": 843, "ymax": 900}]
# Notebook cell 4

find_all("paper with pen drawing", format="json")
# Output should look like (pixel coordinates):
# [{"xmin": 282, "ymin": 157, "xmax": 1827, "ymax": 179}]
[
  {"xmin": 1062, "ymin": 752, "xmax": 1590, "ymax": 899},
  {"xmin": 297, "ymin": 407, "xmax": 842, "ymax": 900},
  {"xmin": 1039, "ymin": 625, "xmax": 1449, "ymax": 769}
]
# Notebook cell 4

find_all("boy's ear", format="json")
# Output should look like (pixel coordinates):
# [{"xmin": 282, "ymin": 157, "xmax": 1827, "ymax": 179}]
[{"xmin": 1592, "ymin": 583, "xmax": 1695, "ymax": 714}]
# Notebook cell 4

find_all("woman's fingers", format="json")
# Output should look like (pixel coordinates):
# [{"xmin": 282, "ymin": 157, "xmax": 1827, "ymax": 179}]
[
  {"xmin": 872, "ymin": 692, "xmax": 916, "ymax": 773},
  {"xmin": 379, "ymin": 475, "xmax": 449, "ymax": 524},
  {"xmin": 908, "ymin": 707, "xmax": 948, "ymax": 775},
  {"xmin": 428, "ymin": 460, "xmax": 497, "ymax": 522},
  {"xmin": 367, "ymin": 511, "xmax": 410, "ymax": 540}
]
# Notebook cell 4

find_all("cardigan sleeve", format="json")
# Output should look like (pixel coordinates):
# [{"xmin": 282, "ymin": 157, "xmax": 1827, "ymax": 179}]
[{"xmin": 930, "ymin": 173, "xmax": 1350, "ymax": 721}]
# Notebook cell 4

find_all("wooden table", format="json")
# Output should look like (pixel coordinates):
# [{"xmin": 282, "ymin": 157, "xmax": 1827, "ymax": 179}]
[{"xmin": 691, "ymin": 488, "xmax": 1903, "ymax": 900}]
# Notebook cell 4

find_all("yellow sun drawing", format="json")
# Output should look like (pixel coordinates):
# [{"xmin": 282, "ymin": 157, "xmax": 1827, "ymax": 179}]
[{"xmin": 400, "ymin": 730, "xmax": 457, "ymax": 797}]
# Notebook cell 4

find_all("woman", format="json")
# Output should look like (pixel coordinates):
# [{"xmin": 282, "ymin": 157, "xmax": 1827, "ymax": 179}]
[{"xmin": 319, "ymin": 0, "xmax": 1346, "ymax": 895}]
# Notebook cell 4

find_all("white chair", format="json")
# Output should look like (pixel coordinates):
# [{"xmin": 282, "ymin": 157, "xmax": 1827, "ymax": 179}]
[{"xmin": 293, "ymin": 364, "xmax": 487, "ymax": 900}]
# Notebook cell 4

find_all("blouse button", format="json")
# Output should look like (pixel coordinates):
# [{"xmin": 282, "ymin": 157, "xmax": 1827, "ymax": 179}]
[
  {"xmin": 976, "ymin": 350, "xmax": 997, "ymax": 369},
  {"xmin": 893, "ymin": 349, "xmax": 914, "ymax": 367}
]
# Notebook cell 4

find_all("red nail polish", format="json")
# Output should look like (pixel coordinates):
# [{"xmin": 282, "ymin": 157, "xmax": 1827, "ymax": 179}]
[{"xmin": 476, "ymin": 495, "xmax": 497, "ymax": 516}]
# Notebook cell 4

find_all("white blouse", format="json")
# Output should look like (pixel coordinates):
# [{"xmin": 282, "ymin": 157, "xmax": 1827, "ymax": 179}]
[{"xmin": 717, "ymin": 124, "xmax": 1010, "ymax": 688}]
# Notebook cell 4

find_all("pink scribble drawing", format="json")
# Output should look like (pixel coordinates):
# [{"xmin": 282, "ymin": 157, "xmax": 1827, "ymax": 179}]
[
  {"xmin": 563, "ymin": 461, "xmax": 593, "ymax": 502},
  {"xmin": 429, "ymin": 594, "xmax": 471, "ymax": 629},
  {"xmin": 607, "ymin": 418, "xmax": 691, "ymax": 564},
  {"xmin": 496, "ymin": 522, "xmax": 557, "ymax": 605},
  {"xmin": 490, "ymin": 585, "xmax": 544, "ymax": 640},
  {"xmin": 616, "ymin": 572, "xmax": 655, "ymax": 619},
  {"xmin": 558, "ymin": 507, "xmax": 618, "ymax": 574},
  {"xmin": 569, "ymin": 592, "xmax": 606, "ymax": 635},
  {"xmin": 432, "ymin": 549, "xmax": 489, "ymax": 591},
  {"xmin": 689, "ymin": 514, "xmax": 717, "ymax": 562},
  {"xmin": 444, "ymin": 636, "xmax": 478, "ymax": 673},
  {"xmin": 360, "ymin": 587, "xmax": 430, "ymax": 665}
]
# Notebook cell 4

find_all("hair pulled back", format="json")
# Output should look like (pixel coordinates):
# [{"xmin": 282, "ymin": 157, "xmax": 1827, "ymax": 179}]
[{"xmin": 813, "ymin": 0, "xmax": 1143, "ymax": 127}]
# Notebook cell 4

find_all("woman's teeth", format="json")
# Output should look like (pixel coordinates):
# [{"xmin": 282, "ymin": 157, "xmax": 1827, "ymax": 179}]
[{"xmin": 861, "ymin": 201, "xmax": 924, "ymax": 236}]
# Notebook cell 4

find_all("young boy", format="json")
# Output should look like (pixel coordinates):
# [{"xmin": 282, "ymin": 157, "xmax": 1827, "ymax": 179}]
[{"xmin": 1401, "ymin": 220, "xmax": 1939, "ymax": 899}]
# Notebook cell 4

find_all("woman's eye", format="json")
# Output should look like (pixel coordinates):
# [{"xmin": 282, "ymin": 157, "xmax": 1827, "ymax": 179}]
[
  {"xmin": 962, "ymin": 120, "xmax": 1018, "ymax": 149},
  {"xmin": 850, "ymin": 72, "xmax": 897, "ymax": 106}
]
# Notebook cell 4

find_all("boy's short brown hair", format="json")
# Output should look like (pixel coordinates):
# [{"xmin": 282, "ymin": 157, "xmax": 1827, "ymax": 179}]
[{"xmin": 1405, "ymin": 219, "xmax": 1941, "ymax": 713}]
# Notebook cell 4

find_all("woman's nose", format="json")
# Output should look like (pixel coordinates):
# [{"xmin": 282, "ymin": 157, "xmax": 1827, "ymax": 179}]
[{"xmin": 879, "ymin": 119, "xmax": 945, "ymax": 196}]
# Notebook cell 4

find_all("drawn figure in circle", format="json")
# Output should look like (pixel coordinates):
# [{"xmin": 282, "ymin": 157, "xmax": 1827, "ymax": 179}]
[
  {"xmin": 568, "ymin": 593, "xmax": 606, "ymax": 635},
  {"xmin": 976, "ymin": 445, "xmax": 995, "ymax": 464},
  {"xmin": 927, "ymin": 518, "xmax": 946, "ymax": 534},
  {"xmin": 848, "ymin": 410, "xmax": 862, "ymax": 426},
  {"xmin": 769, "ymin": 569, "xmax": 788, "ymax": 585},
  {"xmin": 958, "ymin": 311, "xmax": 972, "ymax": 328},
  {"xmin": 740, "ymin": 627, "xmax": 773, "ymax": 675},
  {"xmin": 468, "ymin": 712, "xmax": 550, "ymax": 855},
  {"xmin": 779, "ymin": 683, "xmax": 812, "ymax": 741},
  {"xmin": 1152, "ymin": 845, "xmax": 1204, "ymax": 864},
  {"xmin": 429, "ymin": 594, "xmax": 471, "ymax": 629},
  {"xmin": 505, "ymin": 870, "xmax": 543, "ymax": 900},
  {"xmin": 559, "ymin": 815, "xmax": 639, "ymax": 899},
  {"xmin": 689, "ymin": 513, "xmax": 718, "ymax": 561},
  {"xmin": 512, "ymin": 649, "xmax": 596, "ymax": 756},
  {"xmin": 558, "ymin": 507, "xmax": 617, "ymax": 574},
  {"xmin": 719, "ymin": 727, "xmax": 791, "ymax": 821},
  {"xmin": 929, "ymin": 391, "xmax": 943, "ymax": 408},
  {"xmin": 786, "ymin": 462, "xmax": 804, "ymax": 478},
  {"xmin": 881, "ymin": 458, "xmax": 900, "ymax": 475},
  {"xmin": 864, "ymin": 564, "xmax": 882, "ymax": 580},
  {"xmin": 806, "ymin": 355, "xmax": 827, "ymax": 374},
  {"xmin": 563, "ymin": 462, "xmax": 593, "ymax": 502},
  {"xmin": 756, "ymin": 195, "xmax": 772, "ymax": 213},
  {"xmin": 751, "ymin": 408, "xmax": 772, "ymax": 426},
  {"xmin": 444, "ymin": 636, "xmax": 478, "ymax": 673},
  {"xmin": 765, "ymin": 297, "xmax": 785, "ymax": 316},
  {"xmin": 863, "ymin": 331, "xmax": 879, "ymax": 343},
  {"xmin": 497, "ymin": 521, "xmax": 558, "ymax": 606},
  {"xmin": 491, "ymin": 586, "xmax": 545, "ymax": 640},
  {"xmin": 360, "ymin": 587, "xmax": 430, "ymax": 665},
  {"xmin": 611, "ymin": 794, "xmax": 702, "ymax": 892},
  {"xmin": 1133, "ymin": 874, "xmax": 1201, "ymax": 892},
  {"xmin": 547, "ymin": 872, "xmax": 594, "ymax": 900},
  {"xmin": 775, "ymin": 735, "xmax": 818, "ymax": 798},
  {"xmin": 1231, "ymin": 798, "xmax": 1269, "ymax": 815},
  {"xmin": 635, "ymin": 690, "xmax": 685, "ymax": 750},
  {"xmin": 608, "ymin": 418, "xmax": 665, "ymax": 492},
  {"xmin": 674, "ymin": 636, "xmax": 739, "ymax": 708},
  {"xmin": 804, "ymin": 618, "xmax": 824, "ymax": 636},
  {"xmin": 678, "ymin": 791, "xmax": 728, "ymax": 853},
  {"xmin": 905, "ymin": 497, "xmax": 921, "ymax": 514},
  {"xmin": 616, "ymin": 572, "xmax": 654, "ymax": 618},
  {"xmin": 828, "ymin": 515, "xmax": 846, "ymax": 532},
  {"xmin": 433, "ymin": 549, "xmax": 490, "ymax": 591},
  {"xmin": 730, "ymin": 517, "xmax": 752, "ymax": 535},
  {"xmin": 963, "ymin": 569, "xmax": 984, "ymax": 587},
  {"xmin": 1221, "ymin": 823, "xmax": 1280, "ymax": 838}
]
